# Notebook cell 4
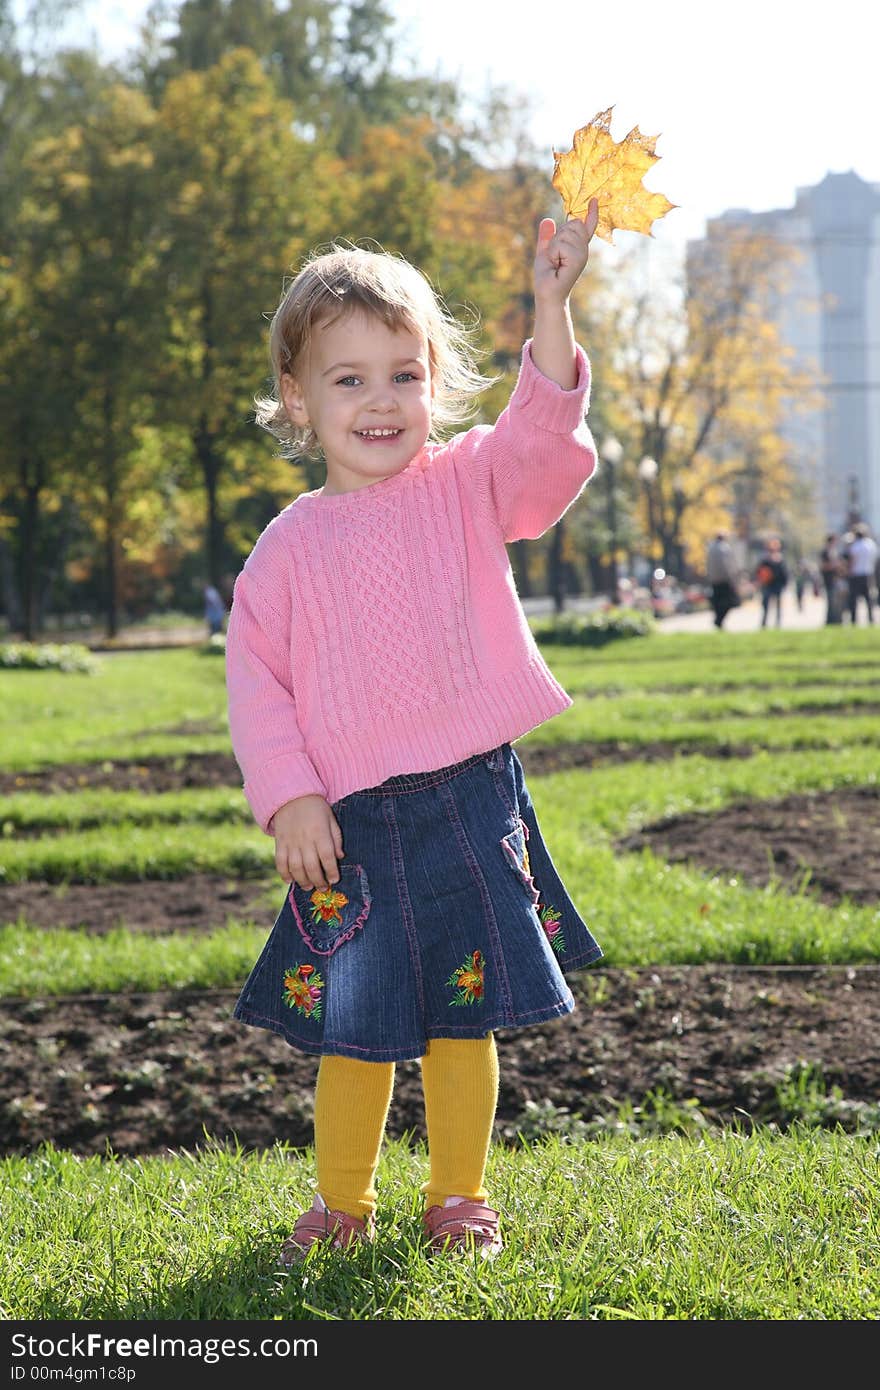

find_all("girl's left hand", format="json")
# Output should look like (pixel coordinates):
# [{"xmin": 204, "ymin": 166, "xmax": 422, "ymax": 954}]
[{"xmin": 533, "ymin": 196, "xmax": 599, "ymax": 302}]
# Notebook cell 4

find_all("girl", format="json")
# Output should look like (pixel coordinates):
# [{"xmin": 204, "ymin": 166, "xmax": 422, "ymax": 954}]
[{"xmin": 226, "ymin": 198, "xmax": 603, "ymax": 1263}]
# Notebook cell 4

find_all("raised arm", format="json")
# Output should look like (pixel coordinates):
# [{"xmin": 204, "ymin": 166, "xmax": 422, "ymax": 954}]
[{"xmin": 530, "ymin": 196, "xmax": 599, "ymax": 389}]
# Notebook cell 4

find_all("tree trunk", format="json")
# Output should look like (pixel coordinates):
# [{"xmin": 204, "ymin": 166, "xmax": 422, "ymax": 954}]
[
  {"xmin": 39, "ymin": 506, "xmax": 72, "ymax": 633},
  {"xmin": 0, "ymin": 531, "xmax": 23, "ymax": 636},
  {"xmin": 586, "ymin": 546, "xmax": 604, "ymax": 596},
  {"xmin": 20, "ymin": 476, "xmax": 40, "ymax": 641},
  {"xmin": 102, "ymin": 389, "xmax": 120, "ymax": 639},
  {"xmin": 604, "ymin": 457, "xmax": 620, "ymax": 603},
  {"xmin": 548, "ymin": 521, "xmax": 566, "ymax": 614},
  {"xmin": 196, "ymin": 415, "xmax": 223, "ymax": 586},
  {"xmin": 104, "ymin": 522, "xmax": 119, "ymax": 639},
  {"xmin": 15, "ymin": 444, "xmax": 48, "ymax": 640},
  {"xmin": 511, "ymin": 539, "xmax": 532, "ymax": 597}
]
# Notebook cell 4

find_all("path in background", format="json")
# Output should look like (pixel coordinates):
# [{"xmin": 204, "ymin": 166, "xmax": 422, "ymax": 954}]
[
  {"xmin": 523, "ymin": 588, "xmax": 841, "ymax": 634},
  {"xmin": 657, "ymin": 588, "xmax": 831, "ymax": 634},
  {"xmin": 40, "ymin": 586, "xmax": 873, "ymax": 650}
]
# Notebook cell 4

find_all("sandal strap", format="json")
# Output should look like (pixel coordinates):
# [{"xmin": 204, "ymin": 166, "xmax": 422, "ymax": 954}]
[
  {"xmin": 424, "ymin": 1201, "xmax": 501, "ymax": 1243},
  {"xmin": 282, "ymin": 1205, "xmax": 371, "ymax": 1258}
]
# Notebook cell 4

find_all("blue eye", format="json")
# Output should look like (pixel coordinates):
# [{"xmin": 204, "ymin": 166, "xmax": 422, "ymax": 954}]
[
  {"xmin": 394, "ymin": 371, "xmax": 418, "ymax": 384},
  {"xmin": 336, "ymin": 375, "xmax": 360, "ymax": 387}
]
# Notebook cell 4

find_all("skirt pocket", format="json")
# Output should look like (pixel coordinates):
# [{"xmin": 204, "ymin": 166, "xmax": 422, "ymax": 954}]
[
  {"xmin": 500, "ymin": 819, "xmax": 541, "ymax": 906},
  {"xmin": 501, "ymin": 814, "xmax": 570, "ymax": 961},
  {"xmin": 288, "ymin": 862, "xmax": 371, "ymax": 956}
]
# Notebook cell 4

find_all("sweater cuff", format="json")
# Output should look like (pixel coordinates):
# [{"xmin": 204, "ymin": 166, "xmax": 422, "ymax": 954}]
[
  {"xmin": 511, "ymin": 340, "xmax": 591, "ymax": 431},
  {"xmin": 244, "ymin": 753, "xmax": 328, "ymax": 835}
]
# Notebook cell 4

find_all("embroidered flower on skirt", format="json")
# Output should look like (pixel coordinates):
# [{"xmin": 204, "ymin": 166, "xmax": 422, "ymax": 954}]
[
  {"xmin": 287, "ymin": 864, "xmax": 370, "ymax": 956},
  {"xmin": 232, "ymin": 744, "xmax": 602, "ymax": 1062},
  {"xmin": 308, "ymin": 887, "xmax": 348, "ymax": 927},
  {"xmin": 447, "ymin": 949, "xmax": 485, "ymax": 1006},
  {"xmin": 538, "ymin": 903, "xmax": 565, "ymax": 955},
  {"xmin": 283, "ymin": 963, "xmax": 325, "ymax": 1020}
]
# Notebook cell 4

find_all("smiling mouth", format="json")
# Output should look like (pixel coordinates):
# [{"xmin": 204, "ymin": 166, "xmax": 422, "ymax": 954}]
[{"xmin": 356, "ymin": 428, "xmax": 402, "ymax": 439}]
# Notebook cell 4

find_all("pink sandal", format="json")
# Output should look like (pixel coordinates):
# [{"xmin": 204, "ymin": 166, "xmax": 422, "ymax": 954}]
[
  {"xmin": 423, "ymin": 1200, "xmax": 503, "ymax": 1257},
  {"xmin": 279, "ymin": 1195, "xmax": 375, "ymax": 1266}
]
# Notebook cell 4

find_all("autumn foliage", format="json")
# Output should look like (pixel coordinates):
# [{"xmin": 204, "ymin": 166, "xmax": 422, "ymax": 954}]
[
  {"xmin": 551, "ymin": 107, "xmax": 676, "ymax": 242},
  {"xmin": 0, "ymin": 3, "xmax": 819, "ymax": 635}
]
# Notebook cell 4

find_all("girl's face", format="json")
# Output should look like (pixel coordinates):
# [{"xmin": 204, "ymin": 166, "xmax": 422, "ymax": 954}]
[{"xmin": 282, "ymin": 309, "xmax": 433, "ymax": 496}]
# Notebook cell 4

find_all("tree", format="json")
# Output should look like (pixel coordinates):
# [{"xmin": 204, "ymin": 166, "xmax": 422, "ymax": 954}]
[
  {"xmin": 136, "ymin": 0, "xmax": 459, "ymax": 144},
  {"xmin": 0, "ymin": 0, "xmax": 167, "ymax": 637},
  {"xmin": 320, "ymin": 0, "xmax": 460, "ymax": 151},
  {"xmin": 597, "ymin": 226, "xmax": 823, "ymax": 578},
  {"xmin": 1, "ymin": 2, "xmax": 121, "ymax": 249},
  {"xmin": 0, "ymin": 267, "xmax": 69, "ymax": 636},
  {"xmin": 0, "ymin": 2, "xmax": 124, "ymax": 634},
  {"xmin": 137, "ymin": 0, "xmax": 337, "ymax": 109},
  {"xmin": 153, "ymin": 48, "xmax": 321, "ymax": 584},
  {"xmin": 436, "ymin": 92, "xmax": 614, "ymax": 609},
  {"xmin": 12, "ymin": 83, "xmax": 165, "ymax": 637}
]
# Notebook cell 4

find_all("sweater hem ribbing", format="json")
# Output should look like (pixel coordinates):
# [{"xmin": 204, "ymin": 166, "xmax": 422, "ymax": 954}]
[{"xmin": 310, "ymin": 658, "xmax": 572, "ymax": 807}]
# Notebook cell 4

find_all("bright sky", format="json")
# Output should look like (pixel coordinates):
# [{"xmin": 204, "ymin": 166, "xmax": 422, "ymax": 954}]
[{"xmin": 52, "ymin": 0, "xmax": 880, "ymax": 258}]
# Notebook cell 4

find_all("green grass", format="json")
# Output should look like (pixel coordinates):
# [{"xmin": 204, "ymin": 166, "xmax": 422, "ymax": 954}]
[
  {"xmin": 0, "ymin": 921, "xmax": 270, "ymax": 993},
  {"xmin": 2, "ymin": 844, "xmax": 878, "ymax": 998},
  {"xmin": 3, "ymin": 1131, "xmax": 879, "ymax": 1320},
  {"xmin": 0, "ymin": 648, "xmax": 229, "ymax": 769},
  {"xmin": 3, "ymin": 625, "xmax": 879, "ymax": 1321},
  {"xmin": 3, "ymin": 744, "xmax": 878, "ymax": 987},
  {"xmin": 0, "ymin": 820, "xmax": 272, "ymax": 885},
  {"xmin": 538, "ymin": 627, "xmax": 880, "ymax": 750},
  {"xmin": 542, "ymin": 696, "xmax": 880, "ymax": 752},
  {"xmin": 2, "ymin": 628, "xmax": 879, "ymax": 772},
  {"xmin": 543, "ymin": 624, "xmax": 879, "ymax": 690},
  {"xmin": 0, "ymin": 786, "xmax": 251, "ymax": 832}
]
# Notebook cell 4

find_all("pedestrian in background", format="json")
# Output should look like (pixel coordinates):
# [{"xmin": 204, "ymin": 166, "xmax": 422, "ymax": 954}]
[
  {"xmin": 203, "ymin": 583, "xmax": 226, "ymax": 637},
  {"xmin": 793, "ymin": 558, "xmax": 812, "ymax": 611},
  {"xmin": 755, "ymin": 537, "xmax": 788, "ymax": 628},
  {"xmin": 845, "ymin": 523, "xmax": 877, "ymax": 625},
  {"xmin": 706, "ymin": 530, "xmax": 740, "ymax": 629},
  {"xmin": 818, "ymin": 533, "xmax": 840, "ymax": 624}
]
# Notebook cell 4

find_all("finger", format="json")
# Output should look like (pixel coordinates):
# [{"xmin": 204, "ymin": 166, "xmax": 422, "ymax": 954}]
[
  {"xmin": 275, "ymin": 847, "xmax": 293, "ymax": 883},
  {"xmin": 583, "ymin": 196, "xmax": 599, "ymax": 240},
  {"xmin": 292, "ymin": 859, "xmax": 318, "ymax": 890},
  {"xmin": 319, "ymin": 844, "xmax": 341, "ymax": 885},
  {"xmin": 286, "ymin": 851, "xmax": 309, "ymax": 889},
  {"xmin": 331, "ymin": 817, "xmax": 344, "ymax": 861},
  {"xmin": 302, "ymin": 853, "xmax": 328, "ymax": 891},
  {"xmin": 536, "ymin": 217, "xmax": 556, "ymax": 255},
  {"xmin": 556, "ymin": 221, "xmax": 589, "ymax": 250}
]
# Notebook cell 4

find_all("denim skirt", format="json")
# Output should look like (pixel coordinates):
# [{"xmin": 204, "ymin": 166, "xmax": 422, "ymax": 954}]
[{"xmin": 233, "ymin": 742, "xmax": 602, "ymax": 1062}]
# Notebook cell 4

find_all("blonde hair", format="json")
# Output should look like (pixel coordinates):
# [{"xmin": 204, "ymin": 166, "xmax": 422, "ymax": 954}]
[{"xmin": 254, "ymin": 242, "xmax": 498, "ymax": 456}]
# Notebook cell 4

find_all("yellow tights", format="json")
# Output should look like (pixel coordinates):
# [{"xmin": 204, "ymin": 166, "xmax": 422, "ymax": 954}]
[{"xmin": 313, "ymin": 1035, "xmax": 499, "ymax": 1218}]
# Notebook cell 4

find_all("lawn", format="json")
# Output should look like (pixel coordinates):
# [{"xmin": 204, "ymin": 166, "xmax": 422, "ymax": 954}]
[{"xmin": 2, "ymin": 624, "xmax": 879, "ymax": 1322}]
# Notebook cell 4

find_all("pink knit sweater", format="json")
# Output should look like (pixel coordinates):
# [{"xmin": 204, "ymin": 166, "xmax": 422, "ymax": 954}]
[{"xmin": 226, "ymin": 340, "xmax": 597, "ymax": 833}]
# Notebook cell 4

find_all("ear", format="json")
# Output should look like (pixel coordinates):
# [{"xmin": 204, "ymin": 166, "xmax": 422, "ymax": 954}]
[{"xmin": 280, "ymin": 373, "xmax": 309, "ymax": 427}]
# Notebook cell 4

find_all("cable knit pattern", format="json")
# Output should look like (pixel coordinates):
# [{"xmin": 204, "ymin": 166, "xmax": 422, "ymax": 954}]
[
  {"xmin": 226, "ymin": 339, "xmax": 598, "ymax": 833},
  {"xmin": 329, "ymin": 490, "xmax": 440, "ymax": 719}
]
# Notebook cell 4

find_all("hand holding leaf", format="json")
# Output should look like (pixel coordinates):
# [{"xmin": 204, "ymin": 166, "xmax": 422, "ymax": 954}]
[
  {"xmin": 552, "ymin": 107, "xmax": 676, "ymax": 243},
  {"xmin": 533, "ymin": 195, "xmax": 599, "ymax": 301}
]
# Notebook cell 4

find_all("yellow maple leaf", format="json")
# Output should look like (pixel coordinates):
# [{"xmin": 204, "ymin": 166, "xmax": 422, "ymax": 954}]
[{"xmin": 551, "ymin": 107, "xmax": 676, "ymax": 243}]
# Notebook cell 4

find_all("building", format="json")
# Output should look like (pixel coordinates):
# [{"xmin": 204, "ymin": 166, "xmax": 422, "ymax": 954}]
[{"xmin": 688, "ymin": 170, "xmax": 880, "ymax": 540}]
